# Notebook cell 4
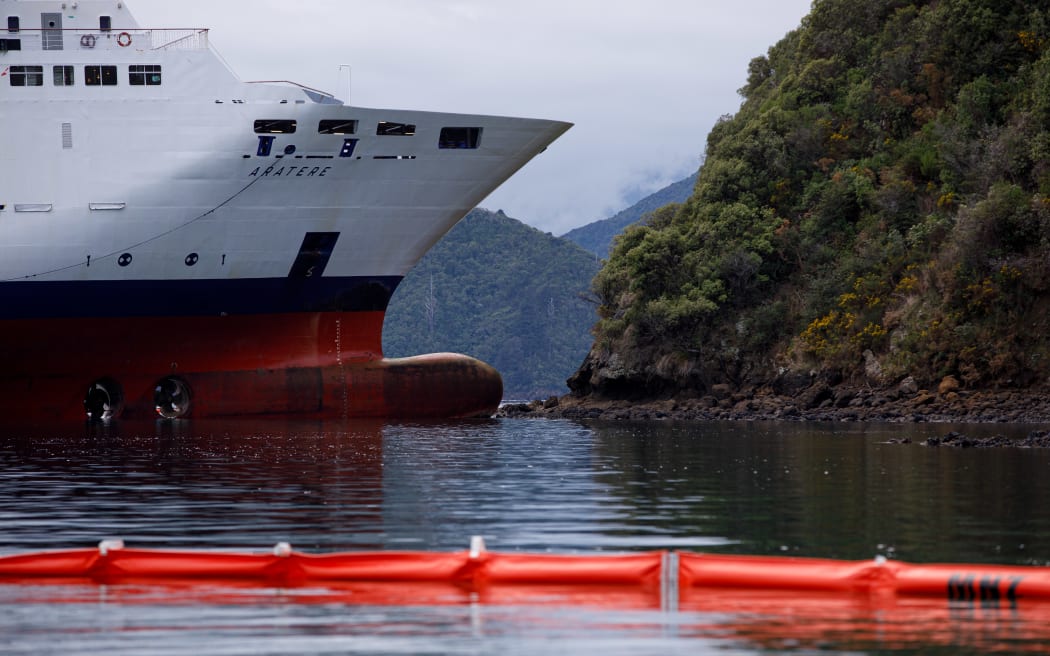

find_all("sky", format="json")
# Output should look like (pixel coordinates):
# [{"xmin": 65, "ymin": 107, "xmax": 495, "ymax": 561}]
[{"xmin": 128, "ymin": 0, "xmax": 813, "ymax": 235}]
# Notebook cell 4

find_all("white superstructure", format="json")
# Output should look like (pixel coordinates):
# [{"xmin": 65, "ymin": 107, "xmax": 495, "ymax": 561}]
[{"xmin": 0, "ymin": 0, "xmax": 569, "ymax": 289}]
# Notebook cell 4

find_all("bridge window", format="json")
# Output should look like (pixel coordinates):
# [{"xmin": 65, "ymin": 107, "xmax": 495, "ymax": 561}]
[
  {"xmin": 377, "ymin": 121, "xmax": 416, "ymax": 136},
  {"xmin": 7, "ymin": 16, "xmax": 18, "ymax": 33},
  {"xmin": 319, "ymin": 119, "xmax": 357, "ymax": 135},
  {"xmin": 8, "ymin": 65, "xmax": 43, "ymax": 87},
  {"xmin": 53, "ymin": 65, "xmax": 74, "ymax": 86},
  {"xmin": 129, "ymin": 64, "xmax": 162, "ymax": 86},
  {"xmin": 254, "ymin": 119, "xmax": 297, "ymax": 134},
  {"xmin": 85, "ymin": 65, "xmax": 117, "ymax": 86},
  {"xmin": 439, "ymin": 127, "xmax": 482, "ymax": 149}
]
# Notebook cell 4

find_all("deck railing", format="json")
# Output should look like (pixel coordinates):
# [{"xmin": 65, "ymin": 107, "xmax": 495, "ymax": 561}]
[{"xmin": 0, "ymin": 29, "xmax": 209, "ymax": 53}]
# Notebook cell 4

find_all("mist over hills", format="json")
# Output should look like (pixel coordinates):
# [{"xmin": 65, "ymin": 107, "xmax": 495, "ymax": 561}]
[{"xmin": 562, "ymin": 172, "xmax": 698, "ymax": 259}]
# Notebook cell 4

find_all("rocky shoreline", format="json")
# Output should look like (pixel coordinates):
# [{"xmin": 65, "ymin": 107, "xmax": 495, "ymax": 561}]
[
  {"xmin": 920, "ymin": 430, "xmax": 1050, "ymax": 448},
  {"xmin": 498, "ymin": 376, "xmax": 1050, "ymax": 438}
]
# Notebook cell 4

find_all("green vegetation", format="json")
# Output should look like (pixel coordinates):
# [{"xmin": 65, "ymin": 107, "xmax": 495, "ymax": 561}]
[
  {"xmin": 579, "ymin": 0, "xmax": 1050, "ymax": 397},
  {"xmin": 384, "ymin": 209, "xmax": 600, "ymax": 399},
  {"xmin": 562, "ymin": 173, "xmax": 698, "ymax": 259}
]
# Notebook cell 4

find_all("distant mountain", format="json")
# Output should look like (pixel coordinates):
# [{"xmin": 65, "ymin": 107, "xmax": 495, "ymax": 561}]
[
  {"xmin": 561, "ymin": 172, "xmax": 698, "ymax": 259},
  {"xmin": 383, "ymin": 209, "xmax": 600, "ymax": 399}
]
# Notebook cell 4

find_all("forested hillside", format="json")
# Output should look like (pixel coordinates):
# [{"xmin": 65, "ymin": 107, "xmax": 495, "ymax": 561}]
[
  {"xmin": 562, "ymin": 173, "xmax": 699, "ymax": 259},
  {"xmin": 571, "ymin": 0, "xmax": 1050, "ymax": 400},
  {"xmin": 384, "ymin": 209, "xmax": 599, "ymax": 399}
]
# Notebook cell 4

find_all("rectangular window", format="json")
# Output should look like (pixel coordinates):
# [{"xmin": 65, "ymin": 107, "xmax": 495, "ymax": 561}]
[
  {"xmin": 84, "ymin": 65, "xmax": 118, "ymax": 86},
  {"xmin": 0, "ymin": 38, "xmax": 22, "ymax": 52},
  {"xmin": 376, "ymin": 121, "xmax": 416, "ymax": 136},
  {"xmin": 99, "ymin": 16, "xmax": 112, "ymax": 32},
  {"xmin": 254, "ymin": 119, "xmax": 297, "ymax": 134},
  {"xmin": 438, "ymin": 127, "xmax": 483, "ymax": 149},
  {"xmin": 319, "ymin": 119, "xmax": 358, "ymax": 135},
  {"xmin": 9, "ymin": 65, "xmax": 43, "ymax": 87},
  {"xmin": 53, "ymin": 65, "xmax": 74, "ymax": 86},
  {"xmin": 257, "ymin": 135, "xmax": 275, "ymax": 157},
  {"xmin": 129, "ymin": 64, "xmax": 162, "ymax": 86},
  {"xmin": 7, "ymin": 16, "xmax": 18, "ymax": 33}
]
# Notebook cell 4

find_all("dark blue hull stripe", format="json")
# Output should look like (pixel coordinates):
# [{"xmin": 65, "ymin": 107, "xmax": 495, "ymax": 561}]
[{"xmin": 0, "ymin": 276, "xmax": 403, "ymax": 319}]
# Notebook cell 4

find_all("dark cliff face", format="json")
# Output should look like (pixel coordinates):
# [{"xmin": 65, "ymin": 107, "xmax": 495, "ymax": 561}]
[{"xmin": 573, "ymin": 0, "xmax": 1050, "ymax": 401}]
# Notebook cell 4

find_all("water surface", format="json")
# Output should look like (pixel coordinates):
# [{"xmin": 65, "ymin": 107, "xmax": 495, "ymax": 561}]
[{"xmin": 2, "ymin": 417, "xmax": 1049, "ymax": 654}]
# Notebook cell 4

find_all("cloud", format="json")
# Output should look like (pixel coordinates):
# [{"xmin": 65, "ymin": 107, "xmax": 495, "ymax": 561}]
[{"xmin": 129, "ymin": 0, "xmax": 811, "ymax": 233}]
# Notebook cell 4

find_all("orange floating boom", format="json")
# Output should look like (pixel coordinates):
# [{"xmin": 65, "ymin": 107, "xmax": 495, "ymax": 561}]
[
  {"xmin": 1, "ymin": 539, "xmax": 1049, "ymax": 604},
  {"xmin": 677, "ymin": 552, "xmax": 1050, "ymax": 602}
]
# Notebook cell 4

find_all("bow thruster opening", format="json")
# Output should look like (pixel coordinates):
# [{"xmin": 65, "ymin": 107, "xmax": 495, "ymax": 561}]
[
  {"xmin": 154, "ymin": 377, "xmax": 192, "ymax": 419},
  {"xmin": 84, "ymin": 378, "xmax": 124, "ymax": 421}
]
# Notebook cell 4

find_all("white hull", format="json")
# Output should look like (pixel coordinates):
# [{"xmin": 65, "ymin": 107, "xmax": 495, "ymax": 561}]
[{"xmin": 0, "ymin": 1, "xmax": 569, "ymax": 287}]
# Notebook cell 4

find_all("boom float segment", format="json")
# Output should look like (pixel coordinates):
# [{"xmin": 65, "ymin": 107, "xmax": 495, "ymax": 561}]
[
  {"xmin": 677, "ymin": 552, "xmax": 1050, "ymax": 601},
  {"xmin": 2, "ymin": 541, "xmax": 1050, "ymax": 604}
]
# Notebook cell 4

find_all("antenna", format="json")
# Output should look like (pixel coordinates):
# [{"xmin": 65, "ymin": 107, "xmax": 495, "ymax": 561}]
[{"xmin": 339, "ymin": 65, "xmax": 352, "ymax": 105}]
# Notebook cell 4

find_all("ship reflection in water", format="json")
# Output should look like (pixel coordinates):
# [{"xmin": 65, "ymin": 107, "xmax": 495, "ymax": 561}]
[
  {"xmin": 1, "ymin": 417, "xmax": 389, "ymax": 552},
  {"xmin": 3, "ymin": 418, "xmax": 1050, "ymax": 654}
]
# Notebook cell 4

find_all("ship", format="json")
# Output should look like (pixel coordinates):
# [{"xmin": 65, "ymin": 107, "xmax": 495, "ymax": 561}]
[{"xmin": 0, "ymin": 0, "xmax": 571, "ymax": 421}]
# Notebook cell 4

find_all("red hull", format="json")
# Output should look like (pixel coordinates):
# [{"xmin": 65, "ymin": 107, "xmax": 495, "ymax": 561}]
[{"xmin": 0, "ymin": 312, "xmax": 502, "ymax": 420}]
